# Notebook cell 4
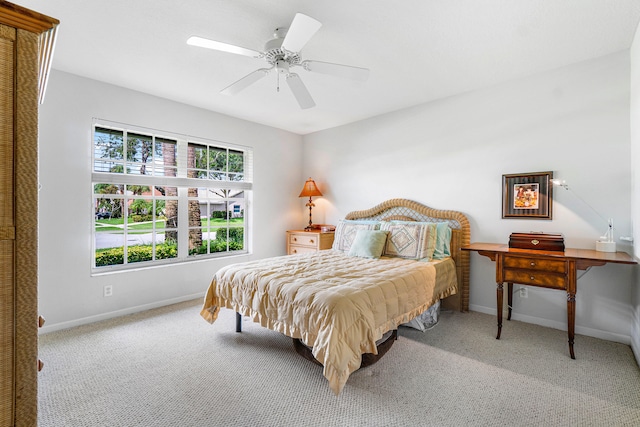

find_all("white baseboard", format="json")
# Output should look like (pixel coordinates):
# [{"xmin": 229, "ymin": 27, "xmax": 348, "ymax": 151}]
[
  {"xmin": 469, "ymin": 304, "xmax": 631, "ymax": 345},
  {"xmin": 39, "ymin": 293, "xmax": 203, "ymax": 334}
]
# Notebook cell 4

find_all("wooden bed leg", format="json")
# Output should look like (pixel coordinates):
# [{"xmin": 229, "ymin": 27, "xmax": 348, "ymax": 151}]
[{"xmin": 236, "ymin": 312, "xmax": 242, "ymax": 332}]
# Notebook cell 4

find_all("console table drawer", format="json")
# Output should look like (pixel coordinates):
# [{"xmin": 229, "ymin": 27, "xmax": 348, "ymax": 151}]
[
  {"xmin": 503, "ymin": 269, "xmax": 566, "ymax": 289},
  {"xmin": 503, "ymin": 256, "xmax": 566, "ymax": 273}
]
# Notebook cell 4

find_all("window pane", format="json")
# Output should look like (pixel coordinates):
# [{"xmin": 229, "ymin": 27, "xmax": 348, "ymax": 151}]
[
  {"xmin": 209, "ymin": 147, "xmax": 227, "ymax": 175},
  {"xmin": 229, "ymin": 149, "xmax": 244, "ymax": 173},
  {"xmin": 187, "ymin": 143, "xmax": 208, "ymax": 179},
  {"xmin": 127, "ymin": 242, "xmax": 152, "ymax": 264},
  {"xmin": 127, "ymin": 133, "xmax": 153, "ymax": 175},
  {"xmin": 94, "ymin": 127, "xmax": 124, "ymax": 173},
  {"xmin": 94, "ymin": 196, "xmax": 125, "ymax": 267},
  {"xmin": 164, "ymin": 198, "xmax": 178, "ymax": 230},
  {"xmin": 155, "ymin": 138, "xmax": 177, "ymax": 177},
  {"xmin": 186, "ymin": 186, "xmax": 204, "ymax": 254},
  {"xmin": 155, "ymin": 231, "xmax": 178, "ymax": 260},
  {"xmin": 228, "ymin": 227, "xmax": 244, "ymax": 252},
  {"xmin": 94, "ymin": 185, "xmax": 124, "ymax": 218},
  {"xmin": 210, "ymin": 227, "xmax": 229, "ymax": 253},
  {"xmin": 229, "ymin": 197, "xmax": 245, "ymax": 222},
  {"xmin": 153, "ymin": 198, "xmax": 166, "ymax": 229}
]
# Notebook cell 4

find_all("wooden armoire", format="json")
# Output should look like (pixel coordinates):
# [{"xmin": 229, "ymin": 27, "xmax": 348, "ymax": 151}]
[{"xmin": 0, "ymin": 2, "xmax": 58, "ymax": 426}]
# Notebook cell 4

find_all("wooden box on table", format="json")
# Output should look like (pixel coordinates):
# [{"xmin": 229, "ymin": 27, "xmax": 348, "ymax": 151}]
[{"xmin": 508, "ymin": 232, "xmax": 565, "ymax": 252}]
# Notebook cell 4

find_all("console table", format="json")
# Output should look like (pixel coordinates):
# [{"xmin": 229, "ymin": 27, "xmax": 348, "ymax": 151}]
[{"xmin": 463, "ymin": 243, "xmax": 637, "ymax": 359}]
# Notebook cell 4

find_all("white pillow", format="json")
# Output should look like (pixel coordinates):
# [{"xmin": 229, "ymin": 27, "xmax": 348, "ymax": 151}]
[{"xmin": 331, "ymin": 220, "xmax": 381, "ymax": 253}]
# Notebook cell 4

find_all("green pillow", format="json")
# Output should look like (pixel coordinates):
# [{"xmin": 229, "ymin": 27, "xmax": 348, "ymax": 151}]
[
  {"xmin": 433, "ymin": 222, "xmax": 452, "ymax": 259},
  {"xmin": 348, "ymin": 230, "xmax": 389, "ymax": 259}
]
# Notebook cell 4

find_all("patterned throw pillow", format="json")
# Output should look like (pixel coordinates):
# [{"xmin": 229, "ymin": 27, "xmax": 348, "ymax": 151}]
[
  {"xmin": 380, "ymin": 221, "xmax": 438, "ymax": 260},
  {"xmin": 332, "ymin": 220, "xmax": 381, "ymax": 253}
]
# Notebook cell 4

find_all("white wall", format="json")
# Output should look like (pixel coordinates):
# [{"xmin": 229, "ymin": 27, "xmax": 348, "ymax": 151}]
[
  {"xmin": 303, "ymin": 52, "xmax": 635, "ymax": 344},
  {"xmin": 38, "ymin": 70, "xmax": 303, "ymax": 332},
  {"xmin": 630, "ymin": 20, "xmax": 640, "ymax": 362}
]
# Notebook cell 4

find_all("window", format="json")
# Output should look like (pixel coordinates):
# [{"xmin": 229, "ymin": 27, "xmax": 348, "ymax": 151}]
[{"xmin": 92, "ymin": 121, "xmax": 252, "ymax": 271}]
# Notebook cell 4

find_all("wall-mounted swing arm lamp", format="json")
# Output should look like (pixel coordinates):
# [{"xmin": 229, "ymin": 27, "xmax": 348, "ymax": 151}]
[
  {"xmin": 299, "ymin": 177, "xmax": 323, "ymax": 231},
  {"xmin": 551, "ymin": 179, "xmax": 616, "ymax": 252}
]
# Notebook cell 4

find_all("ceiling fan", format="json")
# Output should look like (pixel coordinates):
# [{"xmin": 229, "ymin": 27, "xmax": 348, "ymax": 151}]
[{"xmin": 187, "ymin": 13, "xmax": 369, "ymax": 109}]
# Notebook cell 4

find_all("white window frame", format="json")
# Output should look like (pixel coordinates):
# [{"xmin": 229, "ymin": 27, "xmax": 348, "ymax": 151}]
[{"xmin": 91, "ymin": 119, "xmax": 252, "ymax": 273}]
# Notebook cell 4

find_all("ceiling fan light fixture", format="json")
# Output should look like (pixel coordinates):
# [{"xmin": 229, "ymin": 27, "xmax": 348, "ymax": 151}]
[{"xmin": 276, "ymin": 60, "xmax": 290, "ymax": 74}]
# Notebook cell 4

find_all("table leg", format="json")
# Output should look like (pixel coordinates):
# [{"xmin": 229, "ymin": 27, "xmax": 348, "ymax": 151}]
[
  {"xmin": 496, "ymin": 282, "xmax": 503, "ymax": 339},
  {"xmin": 507, "ymin": 282, "xmax": 513, "ymax": 321},
  {"xmin": 567, "ymin": 292, "xmax": 576, "ymax": 359}
]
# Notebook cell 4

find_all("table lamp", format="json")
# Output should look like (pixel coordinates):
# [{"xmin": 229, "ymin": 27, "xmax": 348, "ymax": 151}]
[
  {"xmin": 299, "ymin": 177, "xmax": 323, "ymax": 231},
  {"xmin": 552, "ymin": 179, "xmax": 615, "ymax": 252}
]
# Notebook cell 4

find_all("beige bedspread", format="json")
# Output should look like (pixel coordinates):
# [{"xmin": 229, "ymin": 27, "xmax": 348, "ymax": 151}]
[{"xmin": 200, "ymin": 250, "xmax": 457, "ymax": 395}]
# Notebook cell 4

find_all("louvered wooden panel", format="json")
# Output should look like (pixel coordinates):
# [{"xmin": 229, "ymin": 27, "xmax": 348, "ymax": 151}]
[
  {"xmin": 0, "ymin": 241, "xmax": 15, "ymax": 427},
  {"xmin": 0, "ymin": 24, "xmax": 16, "ymax": 427},
  {"xmin": 14, "ymin": 26, "xmax": 40, "ymax": 427},
  {"xmin": 0, "ymin": 30, "xmax": 14, "ymax": 229},
  {"xmin": 12, "ymin": 28, "xmax": 38, "ymax": 427}
]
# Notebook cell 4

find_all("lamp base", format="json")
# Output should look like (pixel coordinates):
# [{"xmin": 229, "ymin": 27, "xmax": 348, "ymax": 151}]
[{"xmin": 595, "ymin": 241, "xmax": 616, "ymax": 253}]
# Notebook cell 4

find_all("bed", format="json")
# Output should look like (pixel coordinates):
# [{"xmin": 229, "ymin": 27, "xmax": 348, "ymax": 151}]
[{"xmin": 200, "ymin": 199, "xmax": 470, "ymax": 394}]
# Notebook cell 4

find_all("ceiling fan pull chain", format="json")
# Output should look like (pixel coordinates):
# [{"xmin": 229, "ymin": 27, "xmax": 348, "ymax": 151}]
[{"xmin": 277, "ymin": 71, "xmax": 280, "ymax": 92}]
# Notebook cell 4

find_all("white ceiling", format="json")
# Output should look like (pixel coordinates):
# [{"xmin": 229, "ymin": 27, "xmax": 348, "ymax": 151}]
[{"xmin": 17, "ymin": 0, "xmax": 640, "ymax": 135}]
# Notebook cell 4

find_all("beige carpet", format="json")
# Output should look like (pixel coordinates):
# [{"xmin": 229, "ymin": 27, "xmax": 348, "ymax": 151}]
[{"xmin": 38, "ymin": 299, "xmax": 640, "ymax": 426}]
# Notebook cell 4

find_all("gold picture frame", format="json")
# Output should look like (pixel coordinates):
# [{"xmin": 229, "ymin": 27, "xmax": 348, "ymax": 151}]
[{"xmin": 502, "ymin": 171, "xmax": 553, "ymax": 219}]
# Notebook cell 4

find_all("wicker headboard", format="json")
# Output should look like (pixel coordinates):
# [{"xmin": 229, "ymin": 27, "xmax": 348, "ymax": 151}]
[{"xmin": 344, "ymin": 198, "xmax": 470, "ymax": 312}]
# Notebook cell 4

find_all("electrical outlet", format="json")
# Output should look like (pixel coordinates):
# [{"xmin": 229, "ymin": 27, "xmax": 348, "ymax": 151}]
[
  {"xmin": 103, "ymin": 285, "xmax": 113, "ymax": 297},
  {"xmin": 520, "ymin": 288, "xmax": 528, "ymax": 298}
]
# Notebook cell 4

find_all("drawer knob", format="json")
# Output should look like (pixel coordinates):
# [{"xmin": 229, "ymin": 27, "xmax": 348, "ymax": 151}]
[
  {"xmin": 38, "ymin": 359, "xmax": 44, "ymax": 372},
  {"xmin": 309, "ymin": 239, "xmax": 314, "ymax": 244},
  {"xmin": 38, "ymin": 315, "xmax": 45, "ymax": 328},
  {"xmin": 530, "ymin": 262, "xmax": 536, "ymax": 267},
  {"xmin": 292, "ymin": 249, "xmax": 297, "ymax": 253},
  {"xmin": 293, "ymin": 237, "xmax": 297, "ymax": 242},
  {"xmin": 531, "ymin": 239, "xmax": 540, "ymax": 245},
  {"xmin": 530, "ymin": 276, "xmax": 535, "ymax": 281}
]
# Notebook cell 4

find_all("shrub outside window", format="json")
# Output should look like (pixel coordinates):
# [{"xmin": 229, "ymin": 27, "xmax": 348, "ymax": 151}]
[{"xmin": 92, "ymin": 121, "xmax": 251, "ymax": 271}]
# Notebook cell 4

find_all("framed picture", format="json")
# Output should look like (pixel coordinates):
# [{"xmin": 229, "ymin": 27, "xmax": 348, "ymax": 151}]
[{"xmin": 502, "ymin": 171, "xmax": 553, "ymax": 219}]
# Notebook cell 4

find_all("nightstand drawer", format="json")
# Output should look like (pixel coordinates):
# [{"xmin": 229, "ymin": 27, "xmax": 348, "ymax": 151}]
[
  {"xmin": 289, "ymin": 233, "xmax": 319, "ymax": 247},
  {"xmin": 503, "ymin": 269, "xmax": 566, "ymax": 289},
  {"xmin": 503, "ymin": 255, "xmax": 566, "ymax": 274},
  {"xmin": 288, "ymin": 245, "xmax": 319, "ymax": 255}
]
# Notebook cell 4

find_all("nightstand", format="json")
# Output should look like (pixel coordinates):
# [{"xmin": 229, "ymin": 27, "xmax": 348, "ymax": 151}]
[{"xmin": 286, "ymin": 230, "xmax": 335, "ymax": 255}]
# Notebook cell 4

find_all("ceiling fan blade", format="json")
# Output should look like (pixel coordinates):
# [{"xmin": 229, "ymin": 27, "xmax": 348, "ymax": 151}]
[
  {"xmin": 221, "ymin": 68, "xmax": 270, "ymax": 95},
  {"xmin": 301, "ymin": 60, "xmax": 370, "ymax": 82},
  {"xmin": 187, "ymin": 36, "xmax": 262, "ymax": 58},
  {"xmin": 281, "ymin": 13, "xmax": 322, "ymax": 52},
  {"xmin": 286, "ymin": 73, "xmax": 315, "ymax": 109}
]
